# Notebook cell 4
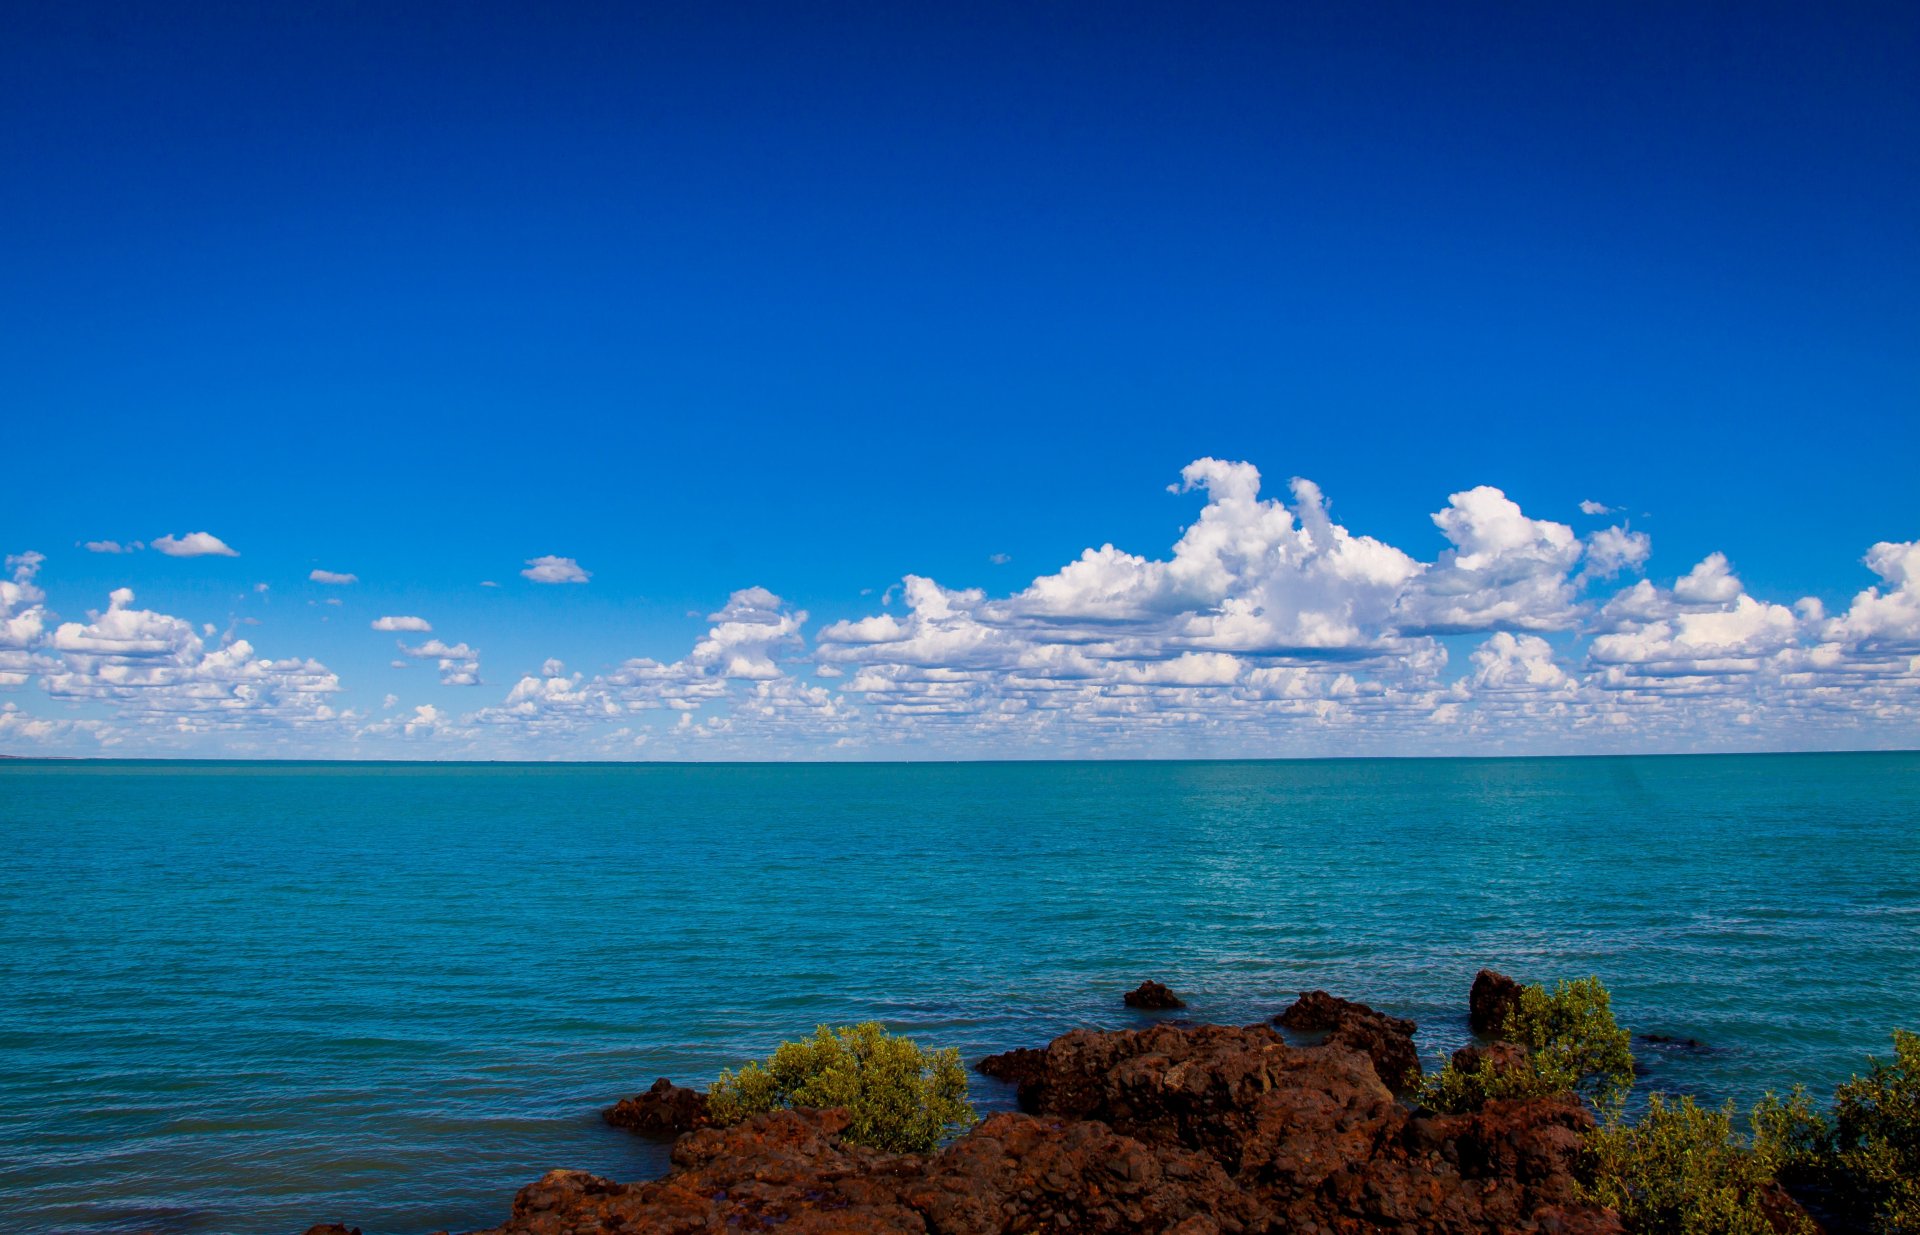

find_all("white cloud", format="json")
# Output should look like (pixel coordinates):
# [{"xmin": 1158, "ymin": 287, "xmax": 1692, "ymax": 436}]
[
  {"xmin": 1673, "ymin": 552, "xmax": 1745, "ymax": 605},
  {"xmin": 1579, "ymin": 500, "xmax": 1615, "ymax": 516},
  {"xmin": 1584, "ymin": 525, "xmax": 1652, "ymax": 580},
  {"xmin": 153, "ymin": 532, "xmax": 238, "ymax": 558},
  {"xmin": 522, "ymin": 555, "xmax": 590, "ymax": 584},
  {"xmin": 83, "ymin": 540, "xmax": 140, "ymax": 553},
  {"xmin": 1, "ymin": 552, "xmax": 52, "ymax": 687},
  {"xmin": 310, "ymin": 569, "xmax": 358, "ymax": 585},
  {"xmin": 38, "ymin": 586, "xmax": 342, "ymax": 735},
  {"xmin": 989, "ymin": 553, "xmax": 1012, "ymax": 565},
  {"xmin": 398, "ymin": 638, "xmax": 481, "ymax": 686},
  {"xmin": 7, "ymin": 462, "xmax": 1919, "ymax": 758},
  {"xmin": 1822, "ymin": 541, "xmax": 1920, "ymax": 648},
  {"xmin": 1397, "ymin": 485, "xmax": 1583, "ymax": 633}
]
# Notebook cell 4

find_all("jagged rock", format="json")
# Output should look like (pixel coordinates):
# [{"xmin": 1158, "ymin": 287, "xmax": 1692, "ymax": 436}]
[
  {"xmin": 1274, "ymin": 989, "xmax": 1424, "ymax": 1094},
  {"xmin": 975, "ymin": 1045, "xmax": 1047, "ymax": 1098},
  {"xmin": 363, "ymin": 1017, "xmax": 1625, "ymax": 1235},
  {"xmin": 602, "ymin": 1076, "xmax": 710, "ymax": 1138},
  {"xmin": 1471, "ymin": 968, "xmax": 1526, "ymax": 1037},
  {"xmin": 1123, "ymin": 979, "xmax": 1186, "ymax": 1010}
]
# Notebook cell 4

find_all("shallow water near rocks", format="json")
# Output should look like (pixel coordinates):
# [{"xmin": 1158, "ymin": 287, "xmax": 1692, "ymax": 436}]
[{"xmin": 2, "ymin": 753, "xmax": 1917, "ymax": 1234}]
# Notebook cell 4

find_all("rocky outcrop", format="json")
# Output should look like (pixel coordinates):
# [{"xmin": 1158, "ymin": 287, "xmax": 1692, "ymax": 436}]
[
  {"xmin": 1123, "ymin": 979, "xmax": 1186, "ymax": 1010},
  {"xmin": 1470, "ymin": 968, "xmax": 1526, "ymax": 1037},
  {"xmin": 460, "ymin": 1018, "xmax": 1621, "ymax": 1235},
  {"xmin": 602, "ymin": 1077, "xmax": 709, "ymax": 1138},
  {"xmin": 1450, "ymin": 1038, "xmax": 1534, "ymax": 1080},
  {"xmin": 974, "ymin": 1045, "xmax": 1047, "ymax": 1096},
  {"xmin": 1274, "ymin": 989, "xmax": 1424, "ymax": 1094}
]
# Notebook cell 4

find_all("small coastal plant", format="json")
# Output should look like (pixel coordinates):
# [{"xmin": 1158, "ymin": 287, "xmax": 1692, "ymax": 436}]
[
  {"xmin": 1830, "ymin": 1030, "xmax": 1920, "ymax": 1233},
  {"xmin": 1582, "ymin": 1093, "xmax": 1815, "ymax": 1235},
  {"xmin": 1421, "ymin": 976, "xmax": 1634, "ymax": 1113},
  {"xmin": 706, "ymin": 1021, "xmax": 976, "ymax": 1153}
]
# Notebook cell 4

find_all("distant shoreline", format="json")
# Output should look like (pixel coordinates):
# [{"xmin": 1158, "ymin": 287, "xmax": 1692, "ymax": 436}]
[{"xmin": 2, "ymin": 747, "xmax": 1917, "ymax": 767}]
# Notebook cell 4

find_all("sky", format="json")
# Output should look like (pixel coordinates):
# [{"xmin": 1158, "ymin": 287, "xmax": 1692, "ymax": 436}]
[{"xmin": 2, "ymin": 2, "xmax": 1917, "ymax": 759}]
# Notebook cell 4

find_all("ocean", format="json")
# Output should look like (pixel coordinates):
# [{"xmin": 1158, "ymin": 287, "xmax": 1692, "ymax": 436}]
[{"xmin": 1, "ymin": 754, "xmax": 1916, "ymax": 1234}]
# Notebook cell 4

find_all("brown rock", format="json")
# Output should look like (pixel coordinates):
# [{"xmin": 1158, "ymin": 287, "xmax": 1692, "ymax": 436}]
[
  {"xmin": 1123, "ymin": 979, "xmax": 1186, "ymax": 1009},
  {"xmin": 303, "ymin": 1227, "xmax": 361, "ymax": 1235},
  {"xmin": 1274, "ymin": 989, "xmax": 1424, "ymax": 1094},
  {"xmin": 1450, "ymin": 1039, "xmax": 1533, "ymax": 1079},
  {"xmin": 1471, "ymin": 968, "xmax": 1527, "ymax": 1037},
  {"xmin": 431, "ymin": 1016, "xmax": 1624, "ymax": 1235},
  {"xmin": 602, "ymin": 1077, "xmax": 710, "ymax": 1138},
  {"xmin": 975, "ymin": 1045, "xmax": 1047, "ymax": 1102}
]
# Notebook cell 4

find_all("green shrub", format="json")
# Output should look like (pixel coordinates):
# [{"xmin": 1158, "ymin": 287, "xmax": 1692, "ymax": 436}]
[
  {"xmin": 1421, "ymin": 976, "xmax": 1634, "ymax": 1113},
  {"xmin": 1832, "ymin": 1030, "xmax": 1920, "ymax": 1234},
  {"xmin": 1749, "ymin": 1084, "xmax": 1833, "ymax": 1181},
  {"xmin": 706, "ymin": 1022, "xmax": 976, "ymax": 1153},
  {"xmin": 1583, "ymin": 1093, "xmax": 1814, "ymax": 1235}
]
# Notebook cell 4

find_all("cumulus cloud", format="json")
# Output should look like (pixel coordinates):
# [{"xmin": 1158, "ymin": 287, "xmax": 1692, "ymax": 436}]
[
  {"xmin": 153, "ymin": 532, "xmax": 238, "ymax": 558},
  {"xmin": 1672, "ymin": 552, "xmax": 1745, "ymax": 606},
  {"xmin": 1583, "ymin": 525, "xmax": 1652, "ymax": 580},
  {"xmin": 1, "ymin": 552, "xmax": 52, "ymax": 687},
  {"xmin": 1398, "ymin": 486, "xmax": 1583, "ymax": 633},
  {"xmin": 1579, "ymin": 500, "xmax": 1615, "ymax": 516},
  {"xmin": 6, "ymin": 461, "xmax": 1918, "ymax": 757},
  {"xmin": 38, "ymin": 586, "xmax": 341, "ymax": 734},
  {"xmin": 1822, "ymin": 541, "xmax": 1920, "ymax": 648},
  {"xmin": 522, "ymin": 555, "xmax": 590, "ymax": 584},
  {"xmin": 83, "ymin": 540, "xmax": 140, "ymax": 553},
  {"xmin": 310, "ymin": 569, "xmax": 358, "ymax": 585},
  {"xmin": 398, "ymin": 638, "xmax": 481, "ymax": 686}
]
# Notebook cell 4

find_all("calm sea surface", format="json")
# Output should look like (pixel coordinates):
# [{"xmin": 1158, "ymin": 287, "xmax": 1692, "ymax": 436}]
[{"xmin": 2, "ymin": 755, "xmax": 1917, "ymax": 1234}]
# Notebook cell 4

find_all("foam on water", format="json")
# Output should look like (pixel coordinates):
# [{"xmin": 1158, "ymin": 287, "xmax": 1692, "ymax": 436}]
[{"xmin": 1, "ymin": 754, "xmax": 1917, "ymax": 1233}]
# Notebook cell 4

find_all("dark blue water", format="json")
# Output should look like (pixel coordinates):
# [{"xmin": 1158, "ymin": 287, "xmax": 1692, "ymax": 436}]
[{"xmin": 2, "ymin": 755, "xmax": 1917, "ymax": 1234}]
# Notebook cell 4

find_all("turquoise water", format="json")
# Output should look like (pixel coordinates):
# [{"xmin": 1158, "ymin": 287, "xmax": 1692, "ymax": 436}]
[{"xmin": 1, "ymin": 755, "xmax": 1917, "ymax": 1234}]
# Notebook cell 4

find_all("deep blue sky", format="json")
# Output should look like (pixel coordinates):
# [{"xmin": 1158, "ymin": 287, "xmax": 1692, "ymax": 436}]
[{"xmin": 2, "ymin": 2, "xmax": 1916, "ymax": 753}]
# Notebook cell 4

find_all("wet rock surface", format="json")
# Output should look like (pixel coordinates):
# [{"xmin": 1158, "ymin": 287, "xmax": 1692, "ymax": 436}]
[
  {"xmin": 1123, "ymin": 979, "xmax": 1187, "ymax": 1010},
  {"xmin": 456, "ymin": 1016, "xmax": 1623, "ymax": 1235},
  {"xmin": 1274, "ymin": 989, "xmax": 1424, "ymax": 1094},
  {"xmin": 1470, "ymin": 968, "xmax": 1526, "ymax": 1037},
  {"xmin": 603, "ymin": 1078, "xmax": 710, "ymax": 1138}
]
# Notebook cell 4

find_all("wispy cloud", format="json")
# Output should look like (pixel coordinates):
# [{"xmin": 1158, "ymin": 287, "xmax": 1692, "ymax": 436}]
[{"xmin": 310, "ymin": 569, "xmax": 358, "ymax": 585}]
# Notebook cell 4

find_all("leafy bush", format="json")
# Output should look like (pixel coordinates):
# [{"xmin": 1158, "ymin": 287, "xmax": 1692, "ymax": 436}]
[
  {"xmin": 1583, "ymin": 1093, "xmax": 1814, "ymax": 1235},
  {"xmin": 1749, "ymin": 1084, "xmax": 1833, "ymax": 1181},
  {"xmin": 1421, "ymin": 976, "xmax": 1635, "ymax": 1113},
  {"xmin": 706, "ymin": 1022, "xmax": 976, "ymax": 1153},
  {"xmin": 1831, "ymin": 1030, "xmax": 1920, "ymax": 1234}
]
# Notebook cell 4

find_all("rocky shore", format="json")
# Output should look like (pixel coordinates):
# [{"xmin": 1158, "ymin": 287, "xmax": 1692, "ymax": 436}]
[{"xmin": 307, "ymin": 974, "xmax": 1698, "ymax": 1235}]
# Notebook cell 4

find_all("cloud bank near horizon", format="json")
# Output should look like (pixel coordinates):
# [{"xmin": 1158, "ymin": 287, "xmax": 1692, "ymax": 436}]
[{"xmin": 3, "ymin": 460, "xmax": 1917, "ymax": 758}]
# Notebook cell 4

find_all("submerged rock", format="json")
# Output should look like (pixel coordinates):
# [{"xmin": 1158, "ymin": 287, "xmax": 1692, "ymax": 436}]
[
  {"xmin": 1274, "ymin": 989, "xmax": 1424, "ymax": 1094},
  {"xmin": 1470, "ymin": 968, "xmax": 1526, "ymax": 1037},
  {"xmin": 603, "ymin": 1077, "xmax": 710, "ymax": 1138},
  {"xmin": 458, "ymin": 1018, "xmax": 1620, "ymax": 1235},
  {"xmin": 1123, "ymin": 979, "xmax": 1187, "ymax": 1010}
]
